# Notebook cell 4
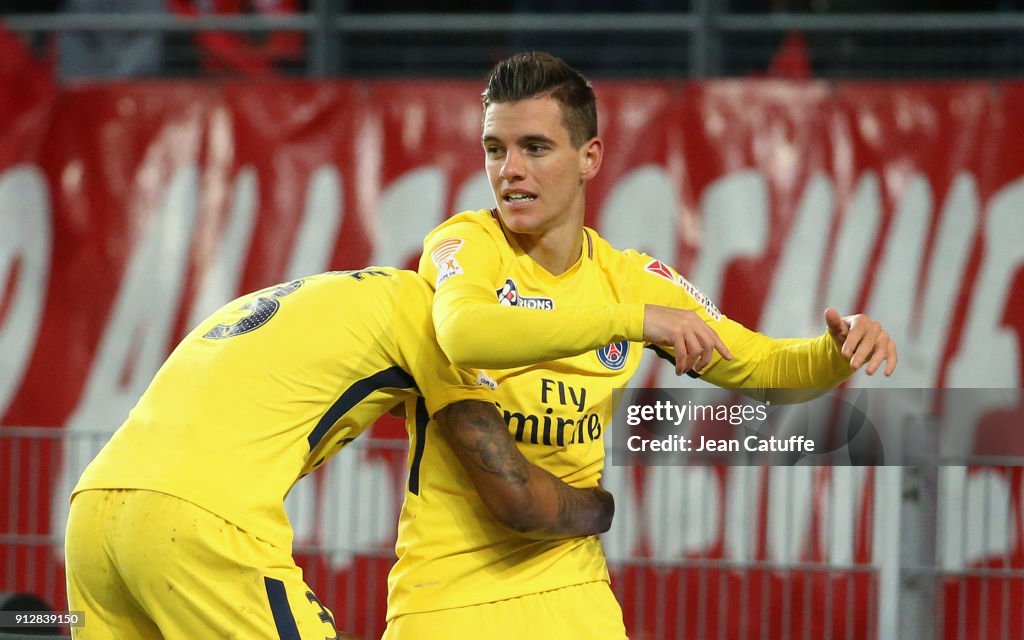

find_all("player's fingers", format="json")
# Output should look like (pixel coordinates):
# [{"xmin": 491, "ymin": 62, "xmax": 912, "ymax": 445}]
[
  {"xmin": 690, "ymin": 324, "xmax": 711, "ymax": 371},
  {"xmin": 865, "ymin": 353, "xmax": 882, "ymax": 376},
  {"xmin": 675, "ymin": 351, "xmax": 700, "ymax": 376},
  {"xmin": 672, "ymin": 340, "xmax": 687, "ymax": 376},
  {"xmin": 693, "ymin": 324, "xmax": 723, "ymax": 370},
  {"xmin": 672, "ymin": 336, "xmax": 696, "ymax": 376},
  {"xmin": 842, "ymin": 335, "xmax": 861, "ymax": 363},
  {"xmin": 713, "ymin": 329, "xmax": 732, "ymax": 361},
  {"xmin": 884, "ymin": 340, "xmax": 899, "ymax": 376},
  {"xmin": 865, "ymin": 334, "xmax": 890, "ymax": 375},
  {"xmin": 841, "ymin": 319, "xmax": 867, "ymax": 360},
  {"xmin": 695, "ymin": 340, "xmax": 713, "ymax": 372},
  {"xmin": 850, "ymin": 325, "xmax": 881, "ymax": 369},
  {"xmin": 681, "ymin": 331, "xmax": 703, "ymax": 374},
  {"xmin": 824, "ymin": 307, "xmax": 846, "ymax": 336}
]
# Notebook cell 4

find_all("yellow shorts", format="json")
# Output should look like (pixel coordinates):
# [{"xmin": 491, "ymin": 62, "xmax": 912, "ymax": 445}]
[
  {"xmin": 382, "ymin": 580, "xmax": 629, "ymax": 640},
  {"xmin": 65, "ymin": 489, "xmax": 340, "ymax": 640}
]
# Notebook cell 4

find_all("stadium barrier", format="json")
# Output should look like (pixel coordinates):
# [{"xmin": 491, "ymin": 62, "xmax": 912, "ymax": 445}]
[{"xmin": 4, "ymin": 424, "xmax": 1024, "ymax": 639}]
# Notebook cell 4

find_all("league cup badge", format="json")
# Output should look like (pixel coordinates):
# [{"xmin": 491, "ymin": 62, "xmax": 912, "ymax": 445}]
[{"xmin": 431, "ymin": 238, "xmax": 465, "ymax": 287}]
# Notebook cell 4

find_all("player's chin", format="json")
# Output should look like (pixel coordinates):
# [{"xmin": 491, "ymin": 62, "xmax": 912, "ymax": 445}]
[{"xmin": 497, "ymin": 207, "xmax": 546, "ymax": 234}]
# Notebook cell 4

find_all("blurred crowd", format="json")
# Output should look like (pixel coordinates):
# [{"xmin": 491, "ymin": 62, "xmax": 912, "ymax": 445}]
[
  {"xmin": 1, "ymin": 0, "xmax": 1023, "ymax": 81},
  {"xmin": 2, "ymin": 0, "xmax": 305, "ymax": 79}
]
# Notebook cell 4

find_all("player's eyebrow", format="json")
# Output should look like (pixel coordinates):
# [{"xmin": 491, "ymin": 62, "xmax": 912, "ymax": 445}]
[
  {"xmin": 481, "ymin": 134, "xmax": 556, "ymax": 146},
  {"xmin": 518, "ymin": 134, "xmax": 555, "ymax": 146}
]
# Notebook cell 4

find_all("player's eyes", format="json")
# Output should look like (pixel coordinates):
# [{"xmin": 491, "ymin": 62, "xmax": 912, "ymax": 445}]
[
  {"xmin": 484, "ymin": 146, "xmax": 505, "ymax": 157},
  {"xmin": 526, "ymin": 144, "xmax": 546, "ymax": 154}
]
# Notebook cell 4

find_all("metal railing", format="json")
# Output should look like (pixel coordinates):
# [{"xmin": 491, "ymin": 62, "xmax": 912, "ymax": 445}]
[
  {"xmin": 4, "ymin": 423, "xmax": 1024, "ymax": 639},
  {"xmin": 4, "ymin": 4, "xmax": 1024, "ymax": 79}
]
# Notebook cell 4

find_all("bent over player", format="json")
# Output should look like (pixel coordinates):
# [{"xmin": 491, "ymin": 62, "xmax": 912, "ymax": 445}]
[
  {"xmin": 65, "ymin": 267, "xmax": 614, "ymax": 639},
  {"xmin": 383, "ymin": 53, "xmax": 898, "ymax": 639}
]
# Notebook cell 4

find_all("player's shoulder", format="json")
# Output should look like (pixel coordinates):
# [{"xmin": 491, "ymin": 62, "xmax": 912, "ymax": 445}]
[
  {"xmin": 349, "ymin": 268, "xmax": 433, "ymax": 344},
  {"xmin": 300, "ymin": 267, "xmax": 430, "ymax": 310},
  {"xmin": 357, "ymin": 267, "xmax": 431, "ymax": 304},
  {"xmin": 584, "ymin": 226, "xmax": 657, "ymax": 273},
  {"xmin": 425, "ymin": 209, "xmax": 504, "ymax": 246},
  {"xmin": 584, "ymin": 227, "xmax": 708, "ymax": 297},
  {"xmin": 303, "ymin": 266, "xmax": 408, "ymax": 289}
]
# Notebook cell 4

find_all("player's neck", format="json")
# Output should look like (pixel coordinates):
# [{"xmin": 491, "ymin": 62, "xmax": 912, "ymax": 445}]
[{"xmin": 507, "ymin": 221, "xmax": 584, "ymax": 277}]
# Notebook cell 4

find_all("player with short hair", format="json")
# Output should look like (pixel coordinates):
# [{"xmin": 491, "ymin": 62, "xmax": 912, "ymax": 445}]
[
  {"xmin": 64, "ymin": 267, "xmax": 616, "ymax": 639},
  {"xmin": 382, "ymin": 52, "xmax": 898, "ymax": 639}
]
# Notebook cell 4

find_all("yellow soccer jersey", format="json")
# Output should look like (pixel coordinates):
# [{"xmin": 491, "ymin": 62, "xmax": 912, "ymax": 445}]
[
  {"xmin": 73, "ymin": 268, "xmax": 489, "ymax": 551},
  {"xmin": 387, "ymin": 209, "xmax": 851, "ymax": 619}
]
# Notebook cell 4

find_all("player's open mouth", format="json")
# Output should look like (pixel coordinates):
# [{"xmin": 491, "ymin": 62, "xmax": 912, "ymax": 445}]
[{"xmin": 504, "ymin": 192, "xmax": 537, "ymax": 203}]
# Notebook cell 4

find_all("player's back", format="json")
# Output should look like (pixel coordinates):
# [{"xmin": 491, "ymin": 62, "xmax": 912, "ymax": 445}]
[{"xmin": 74, "ymin": 268, "xmax": 439, "ymax": 550}]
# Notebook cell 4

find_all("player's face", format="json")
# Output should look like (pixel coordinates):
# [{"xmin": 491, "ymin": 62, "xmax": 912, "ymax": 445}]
[{"xmin": 482, "ymin": 96, "xmax": 602, "ymax": 237}]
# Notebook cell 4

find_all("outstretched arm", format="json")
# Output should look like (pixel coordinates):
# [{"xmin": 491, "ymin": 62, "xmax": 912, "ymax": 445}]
[
  {"xmin": 824, "ymin": 307, "xmax": 898, "ymax": 377},
  {"xmin": 687, "ymin": 308, "xmax": 899, "ymax": 404},
  {"xmin": 436, "ymin": 400, "xmax": 614, "ymax": 539}
]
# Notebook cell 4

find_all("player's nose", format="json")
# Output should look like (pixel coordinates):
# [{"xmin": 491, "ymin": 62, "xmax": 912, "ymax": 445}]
[{"xmin": 499, "ymin": 149, "xmax": 525, "ymax": 181}]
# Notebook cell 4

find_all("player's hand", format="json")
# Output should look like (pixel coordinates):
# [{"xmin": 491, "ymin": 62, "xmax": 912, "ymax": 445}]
[
  {"xmin": 643, "ymin": 304, "xmax": 733, "ymax": 375},
  {"xmin": 824, "ymin": 308, "xmax": 898, "ymax": 376}
]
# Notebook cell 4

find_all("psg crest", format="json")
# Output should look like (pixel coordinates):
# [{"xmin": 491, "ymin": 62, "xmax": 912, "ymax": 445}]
[{"xmin": 597, "ymin": 341, "xmax": 629, "ymax": 370}]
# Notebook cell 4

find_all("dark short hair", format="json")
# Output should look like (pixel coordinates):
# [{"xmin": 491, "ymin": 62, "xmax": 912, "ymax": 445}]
[{"xmin": 482, "ymin": 51, "xmax": 598, "ymax": 148}]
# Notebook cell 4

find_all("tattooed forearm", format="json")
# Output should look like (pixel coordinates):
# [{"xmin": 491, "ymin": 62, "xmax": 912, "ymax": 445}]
[
  {"xmin": 550, "ymin": 482, "xmax": 614, "ymax": 538},
  {"xmin": 437, "ymin": 400, "xmax": 615, "ymax": 539},
  {"xmin": 439, "ymin": 400, "xmax": 529, "ymax": 486}
]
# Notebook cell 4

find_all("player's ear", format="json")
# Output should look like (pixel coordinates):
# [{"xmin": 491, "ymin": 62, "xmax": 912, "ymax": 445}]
[{"xmin": 579, "ymin": 136, "xmax": 603, "ymax": 183}]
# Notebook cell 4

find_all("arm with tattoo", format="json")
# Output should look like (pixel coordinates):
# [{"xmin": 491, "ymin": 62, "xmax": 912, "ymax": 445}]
[{"xmin": 435, "ymin": 400, "xmax": 614, "ymax": 539}]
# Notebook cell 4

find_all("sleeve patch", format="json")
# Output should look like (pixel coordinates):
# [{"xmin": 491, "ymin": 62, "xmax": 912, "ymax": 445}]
[
  {"xmin": 678, "ymin": 276, "xmax": 722, "ymax": 321},
  {"xmin": 645, "ymin": 259, "xmax": 676, "ymax": 281},
  {"xmin": 644, "ymin": 258, "xmax": 722, "ymax": 321},
  {"xmin": 431, "ymin": 238, "xmax": 465, "ymax": 287}
]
